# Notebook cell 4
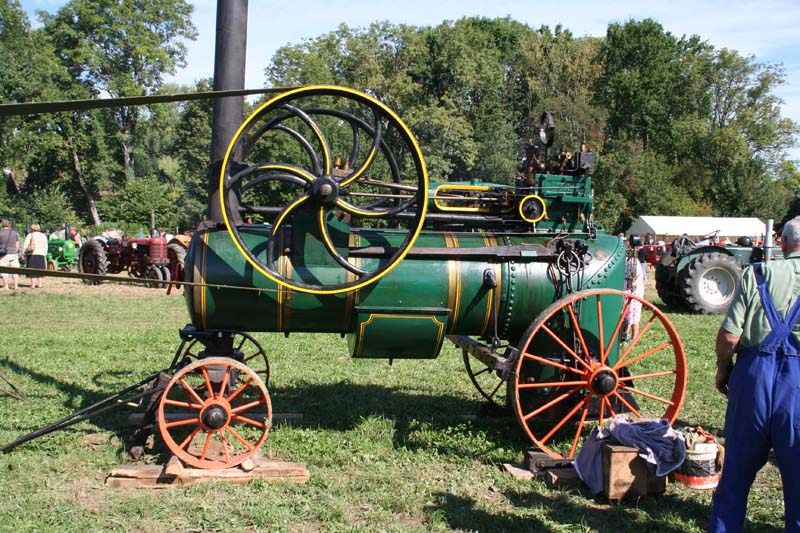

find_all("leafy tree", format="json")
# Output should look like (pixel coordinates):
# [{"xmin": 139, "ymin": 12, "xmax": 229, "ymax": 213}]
[
  {"xmin": 97, "ymin": 175, "xmax": 181, "ymax": 230},
  {"xmin": 169, "ymin": 79, "xmax": 213, "ymax": 228},
  {"xmin": 17, "ymin": 187, "xmax": 78, "ymax": 230},
  {"xmin": 40, "ymin": 0, "xmax": 197, "ymax": 176},
  {"xmin": 597, "ymin": 19, "xmax": 711, "ymax": 153}
]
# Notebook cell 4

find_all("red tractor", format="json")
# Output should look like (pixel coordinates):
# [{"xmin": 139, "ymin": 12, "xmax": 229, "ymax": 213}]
[{"xmin": 78, "ymin": 235, "xmax": 171, "ymax": 287}]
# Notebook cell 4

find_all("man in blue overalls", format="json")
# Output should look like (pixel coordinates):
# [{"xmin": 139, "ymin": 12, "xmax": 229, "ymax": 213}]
[{"xmin": 710, "ymin": 217, "xmax": 800, "ymax": 532}]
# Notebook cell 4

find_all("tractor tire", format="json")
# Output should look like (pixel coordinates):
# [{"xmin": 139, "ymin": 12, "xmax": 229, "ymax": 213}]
[
  {"xmin": 167, "ymin": 243, "xmax": 186, "ymax": 281},
  {"xmin": 678, "ymin": 253, "xmax": 743, "ymax": 314},
  {"xmin": 655, "ymin": 262, "xmax": 682, "ymax": 308},
  {"xmin": 47, "ymin": 259, "xmax": 58, "ymax": 271},
  {"xmin": 160, "ymin": 265, "xmax": 172, "ymax": 288},
  {"xmin": 78, "ymin": 240, "xmax": 108, "ymax": 285},
  {"xmin": 145, "ymin": 265, "xmax": 163, "ymax": 289}
]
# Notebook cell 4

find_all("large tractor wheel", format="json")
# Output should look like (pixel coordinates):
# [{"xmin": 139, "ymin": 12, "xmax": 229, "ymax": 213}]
[
  {"xmin": 167, "ymin": 242, "xmax": 186, "ymax": 282},
  {"xmin": 78, "ymin": 240, "xmax": 108, "ymax": 285},
  {"xmin": 655, "ymin": 262, "xmax": 681, "ymax": 308},
  {"xmin": 509, "ymin": 289, "xmax": 687, "ymax": 459},
  {"xmin": 679, "ymin": 253, "xmax": 742, "ymax": 314}
]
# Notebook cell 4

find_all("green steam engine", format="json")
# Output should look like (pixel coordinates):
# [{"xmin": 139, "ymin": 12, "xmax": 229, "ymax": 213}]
[{"xmin": 155, "ymin": 86, "xmax": 687, "ymax": 469}]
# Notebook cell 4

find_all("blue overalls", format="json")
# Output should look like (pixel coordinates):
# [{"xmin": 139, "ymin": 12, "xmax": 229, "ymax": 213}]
[{"xmin": 710, "ymin": 264, "xmax": 800, "ymax": 532}]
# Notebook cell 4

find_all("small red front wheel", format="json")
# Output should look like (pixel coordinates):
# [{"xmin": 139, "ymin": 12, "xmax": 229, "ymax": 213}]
[{"xmin": 157, "ymin": 357, "xmax": 272, "ymax": 469}]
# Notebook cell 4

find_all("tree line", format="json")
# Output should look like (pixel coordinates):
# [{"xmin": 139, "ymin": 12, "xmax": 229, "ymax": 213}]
[{"xmin": 1, "ymin": 1, "xmax": 797, "ymax": 234}]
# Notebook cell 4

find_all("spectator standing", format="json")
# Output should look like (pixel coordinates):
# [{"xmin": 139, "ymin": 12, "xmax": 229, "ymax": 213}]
[
  {"xmin": 623, "ymin": 247, "xmax": 645, "ymax": 341},
  {"xmin": 21, "ymin": 223, "xmax": 48, "ymax": 288},
  {"xmin": 709, "ymin": 216, "xmax": 800, "ymax": 531},
  {"xmin": 0, "ymin": 219, "xmax": 20, "ymax": 290}
]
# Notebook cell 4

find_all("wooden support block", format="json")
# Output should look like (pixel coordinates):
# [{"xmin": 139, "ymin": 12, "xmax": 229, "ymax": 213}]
[
  {"xmin": 602, "ymin": 444, "xmax": 666, "ymax": 501},
  {"xmin": 502, "ymin": 463, "xmax": 534, "ymax": 480},
  {"xmin": 544, "ymin": 467, "xmax": 582, "ymax": 490},
  {"xmin": 106, "ymin": 458, "xmax": 309, "ymax": 489}
]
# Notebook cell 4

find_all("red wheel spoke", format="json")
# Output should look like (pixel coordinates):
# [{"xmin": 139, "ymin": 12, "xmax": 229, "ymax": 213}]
[
  {"xmin": 521, "ymin": 385, "xmax": 583, "ymax": 422},
  {"xmin": 232, "ymin": 414, "xmax": 267, "ymax": 429},
  {"xmin": 612, "ymin": 391, "xmax": 642, "ymax": 418},
  {"xmin": 227, "ymin": 377, "xmax": 255, "ymax": 403},
  {"xmin": 179, "ymin": 378, "xmax": 205, "ymax": 406},
  {"xmin": 517, "ymin": 380, "xmax": 589, "ymax": 389},
  {"xmin": 569, "ymin": 396, "xmax": 592, "ymax": 458},
  {"xmin": 566, "ymin": 303, "xmax": 591, "ymax": 364},
  {"xmin": 226, "ymin": 426, "xmax": 254, "ymax": 451},
  {"xmin": 219, "ymin": 433, "xmax": 231, "ymax": 464},
  {"xmin": 163, "ymin": 398, "xmax": 202, "ymax": 409},
  {"xmin": 614, "ymin": 341, "xmax": 673, "ymax": 370},
  {"xmin": 179, "ymin": 426, "xmax": 202, "ymax": 449},
  {"xmin": 521, "ymin": 352, "xmax": 584, "ymax": 376},
  {"xmin": 540, "ymin": 393, "xmax": 591, "ymax": 445},
  {"xmin": 231, "ymin": 398, "xmax": 266, "ymax": 414},
  {"xmin": 619, "ymin": 384, "xmax": 675, "ymax": 406},
  {"xmin": 618, "ymin": 370, "xmax": 676, "ymax": 382},
  {"xmin": 199, "ymin": 432, "xmax": 213, "ymax": 461},
  {"xmin": 616, "ymin": 313, "xmax": 658, "ymax": 366},
  {"xmin": 602, "ymin": 298, "xmax": 631, "ymax": 363},
  {"xmin": 595, "ymin": 295, "xmax": 605, "ymax": 361},
  {"xmin": 606, "ymin": 399, "xmax": 618, "ymax": 418},
  {"xmin": 598, "ymin": 397, "xmax": 607, "ymax": 427},
  {"xmin": 165, "ymin": 417, "xmax": 201, "ymax": 429},
  {"xmin": 200, "ymin": 366, "xmax": 214, "ymax": 399},
  {"xmin": 540, "ymin": 324, "xmax": 593, "ymax": 372},
  {"xmin": 219, "ymin": 367, "xmax": 231, "ymax": 399}
]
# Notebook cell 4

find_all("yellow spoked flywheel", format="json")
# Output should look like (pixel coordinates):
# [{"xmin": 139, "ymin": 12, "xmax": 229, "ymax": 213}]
[{"xmin": 219, "ymin": 85, "xmax": 428, "ymax": 295}]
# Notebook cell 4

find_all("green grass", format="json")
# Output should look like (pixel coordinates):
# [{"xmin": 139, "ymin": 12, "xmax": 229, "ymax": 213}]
[{"xmin": 0, "ymin": 283, "xmax": 786, "ymax": 532}]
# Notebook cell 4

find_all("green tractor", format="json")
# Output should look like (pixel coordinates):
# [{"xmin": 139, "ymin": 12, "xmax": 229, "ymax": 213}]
[
  {"xmin": 46, "ymin": 226, "xmax": 80, "ymax": 271},
  {"xmin": 655, "ymin": 231, "xmax": 781, "ymax": 314}
]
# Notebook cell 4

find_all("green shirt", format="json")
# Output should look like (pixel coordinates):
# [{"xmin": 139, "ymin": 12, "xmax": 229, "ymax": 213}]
[{"xmin": 721, "ymin": 251, "xmax": 800, "ymax": 348}]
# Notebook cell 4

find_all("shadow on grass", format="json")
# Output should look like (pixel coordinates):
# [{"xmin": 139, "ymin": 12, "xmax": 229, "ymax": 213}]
[
  {"xmin": 0, "ymin": 358, "xmax": 164, "ymax": 452},
  {"xmin": 425, "ymin": 487, "xmax": 783, "ymax": 533}
]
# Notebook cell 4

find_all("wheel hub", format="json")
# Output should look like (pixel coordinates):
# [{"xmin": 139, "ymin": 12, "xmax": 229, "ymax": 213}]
[
  {"xmin": 590, "ymin": 368, "xmax": 618, "ymax": 396},
  {"xmin": 201, "ymin": 404, "xmax": 230, "ymax": 430},
  {"xmin": 701, "ymin": 268, "xmax": 734, "ymax": 305},
  {"xmin": 311, "ymin": 175, "xmax": 339, "ymax": 205}
]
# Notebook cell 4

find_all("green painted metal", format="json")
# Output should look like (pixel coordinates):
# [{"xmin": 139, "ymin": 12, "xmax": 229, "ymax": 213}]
[{"xmin": 46, "ymin": 238, "xmax": 79, "ymax": 270}]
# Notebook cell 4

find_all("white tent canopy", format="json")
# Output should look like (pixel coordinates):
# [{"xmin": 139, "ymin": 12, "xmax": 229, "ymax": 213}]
[{"xmin": 626, "ymin": 216, "xmax": 767, "ymax": 241}]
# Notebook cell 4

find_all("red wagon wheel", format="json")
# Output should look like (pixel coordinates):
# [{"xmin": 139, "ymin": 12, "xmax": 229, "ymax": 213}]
[
  {"xmin": 509, "ymin": 288, "xmax": 686, "ymax": 459},
  {"xmin": 157, "ymin": 357, "xmax": 272, "ymax": 469}
]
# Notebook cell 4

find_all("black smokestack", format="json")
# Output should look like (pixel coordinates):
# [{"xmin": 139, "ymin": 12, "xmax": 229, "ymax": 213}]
[{"xmin": 207, "ymin": 0, "xmax": 248, "ymax": 225}]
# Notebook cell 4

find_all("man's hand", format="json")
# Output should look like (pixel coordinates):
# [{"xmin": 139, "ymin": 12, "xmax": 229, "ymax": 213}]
[
  {"xmin": 715, "ymin": 362, "xmax": 733, "ymax": 396},
  {"xmin": 715, "ymin": 328, "xmax": 740, "ymax": 397}
]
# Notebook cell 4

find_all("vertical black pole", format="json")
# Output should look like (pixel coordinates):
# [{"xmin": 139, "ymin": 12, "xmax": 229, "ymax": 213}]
[{"xmin": 207, "ymin": 0, "xmax": 248, "ymax": 226}]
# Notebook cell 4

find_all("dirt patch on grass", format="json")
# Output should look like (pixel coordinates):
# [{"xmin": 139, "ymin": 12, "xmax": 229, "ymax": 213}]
[{"xmin": 2, "ymin": 273, "xmax": 180, "ymax": 298}]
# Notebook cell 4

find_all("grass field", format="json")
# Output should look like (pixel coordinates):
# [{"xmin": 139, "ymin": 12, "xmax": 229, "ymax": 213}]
[{"xmin": 0, "ymin": 275, "xmax": 786, "ymax": 532}]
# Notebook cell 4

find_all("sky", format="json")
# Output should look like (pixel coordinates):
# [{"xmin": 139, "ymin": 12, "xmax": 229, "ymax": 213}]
[{"xmin": 22, "ymin": 0, "xmax": 800, "ymax": 157}]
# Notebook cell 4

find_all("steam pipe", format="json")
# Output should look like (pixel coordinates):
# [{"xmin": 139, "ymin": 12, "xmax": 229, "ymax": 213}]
[{"xmin": 207, "ymin": 0, "xmax": 248, "ymax": 225}]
